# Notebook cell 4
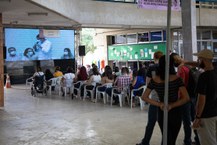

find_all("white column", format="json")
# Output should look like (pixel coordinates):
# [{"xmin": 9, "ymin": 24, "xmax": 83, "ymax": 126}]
[{"xmin": 181, "ymin": 0, "xmax": 197, "ymax": 61}]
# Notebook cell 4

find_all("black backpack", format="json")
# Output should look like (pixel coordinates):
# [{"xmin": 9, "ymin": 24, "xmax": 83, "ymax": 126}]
[{"xmin": 185, "ymin": 65, "xmax": 201, "ymax": 99}]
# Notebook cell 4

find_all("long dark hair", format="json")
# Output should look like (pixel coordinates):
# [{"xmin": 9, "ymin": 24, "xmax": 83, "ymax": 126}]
[
  {"xmin": 102, "ymin": 65, "xmax": 113, "ymax": 80},
  {"xmin": 92, "ymin": 67, "xmax": 100, "ymax": 76},
  {"xmin": 64, "ymin": 48, "xmax": 73, "ymax": 58},
  {"xmin": 78, "ymin": 66, "xmax": 88, "ymax": 80},
  {"xmin": 24, "ymin": 48, "xmax": 35, "ymax": 57},
  {"xmin": 156, "ymin": 55, "xmax": 176, "ymax": 80}
]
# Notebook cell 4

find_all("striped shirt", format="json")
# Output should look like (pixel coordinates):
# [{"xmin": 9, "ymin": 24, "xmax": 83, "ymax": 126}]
[{"xmin": 147, "ymin": 77, "xmax": 184, "ymax": 103}]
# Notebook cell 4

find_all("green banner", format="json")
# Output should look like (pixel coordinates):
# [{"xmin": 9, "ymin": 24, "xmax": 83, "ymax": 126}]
[{"xmin": 108, "ymin": 43, "xmax": 166, "ymax": 61}]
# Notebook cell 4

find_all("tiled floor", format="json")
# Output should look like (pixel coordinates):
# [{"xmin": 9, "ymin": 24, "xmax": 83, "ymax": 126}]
[{"xmin": 0, "ymin": 85, "xmax": 186, "ymax": 145}]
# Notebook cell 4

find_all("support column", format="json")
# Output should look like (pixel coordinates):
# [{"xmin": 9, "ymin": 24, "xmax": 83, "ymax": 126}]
[
  {"xmin": 75, "ymin": 28, "xmax": 82, "ymax": 67},
  {"xmin": 181, "ymin": 0, "xmax": 197, "ymax": 61},
  {"xmin": 0, "ymin": 13, "xmax": 4, "ymax": 107}
]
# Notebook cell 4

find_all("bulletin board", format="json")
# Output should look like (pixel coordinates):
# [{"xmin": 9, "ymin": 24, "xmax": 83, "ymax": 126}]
[{"xmin": 108, "ymin": 42, "xmax": 166, "ymax": 61}]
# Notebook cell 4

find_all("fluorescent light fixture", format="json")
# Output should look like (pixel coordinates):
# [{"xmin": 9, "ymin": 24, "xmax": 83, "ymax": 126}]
[
  {"xmin": 10, "ymin": 21, "xmax": 18, "ymax": 24},
  {"xmin": 0, "ymin": 0, "xmax": 11, "ymax": 2},
  {"xmin": 28, "ymin": 12, "xmax": 48, "ymax": 16}
]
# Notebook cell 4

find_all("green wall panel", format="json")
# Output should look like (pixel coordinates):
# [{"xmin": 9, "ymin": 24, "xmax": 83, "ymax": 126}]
[{"xmin": 108, "ymin": 42, "xmax": 166, "ymax": 61}]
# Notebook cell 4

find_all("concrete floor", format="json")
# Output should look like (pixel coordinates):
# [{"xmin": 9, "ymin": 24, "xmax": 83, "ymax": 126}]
[{"xmin": 0, "ymin": 85, "xmax": 186, "ymax": 145}]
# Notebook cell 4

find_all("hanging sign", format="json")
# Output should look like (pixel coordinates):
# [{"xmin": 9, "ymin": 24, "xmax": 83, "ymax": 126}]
[{"xmin": 138, "ymin": 0, "xmax": 181, "ymax": 11}]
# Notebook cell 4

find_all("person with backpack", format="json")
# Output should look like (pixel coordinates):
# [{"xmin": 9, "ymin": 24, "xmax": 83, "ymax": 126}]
[
  {"xmin": 171, "ymin": 53, "xmax": 200, "ymax": 145},
  {"xmin": 192, "ymin": 49, "xmax": 217, "ymax": 145}
]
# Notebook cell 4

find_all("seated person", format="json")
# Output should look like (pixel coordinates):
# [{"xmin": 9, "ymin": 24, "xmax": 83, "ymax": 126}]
[
  {"xmin": 61, "ymin": 48, "xmax": 73, "ymax": 59},
  {"xmin": 98, "ymin": 65, "xmax": 114, "ymax": 92},
  {"xmin": 7, "ymin": 47, "xmax": 20, "ymax": 61},
  {"xmin": 22, "ymin": 48, "xmax": 38, "ymax": 61},
  {"xmin": 81, "ymin": 66, "xmax": 101, "ymax": 98},
  {"xmin": 131, "ymin": 67, "xmax": 146, "ymax": 95},
  {"xmin": 44, "ymin": 69, "xmax": 54, "ymax": 89},
  {"xmin": 32, "ymin": 67, "xmax": 45, "ymax": 93},
  {"xmin": 106, "ymin": 67, "xmax": 131, "ymax": 105},
  {"xmin": 72, "ymin": 66, "xmax": 88, "ymax": 98},
  {"xmin": 131, "ymin": 67, "xmax": 146, "ymax": 106},
  {"xmin": 53, "ymin": 66, "xmax": 63, "ymax": 78},
  {"xmin": 61, "ymin": 67, "xmax": 75, "ymax": 96}
]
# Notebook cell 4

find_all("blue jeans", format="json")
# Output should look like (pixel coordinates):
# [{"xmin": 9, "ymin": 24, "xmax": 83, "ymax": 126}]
[
  {"xmin": 140, "ymin": 105, "xmax": 158, "ymax": 145},
  {"xmin": 182, "ymin": 102, "xmax": 192, "ymax": 145}
]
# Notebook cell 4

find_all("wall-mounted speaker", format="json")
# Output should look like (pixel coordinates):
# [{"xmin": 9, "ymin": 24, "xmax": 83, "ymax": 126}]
[
  {"xmin": 79, "ymin": 45, "xmax": 85, "ymax": 56},
  {"xmin": 3, "ymin": 46, "xmax": 6, "ymax": 59}
]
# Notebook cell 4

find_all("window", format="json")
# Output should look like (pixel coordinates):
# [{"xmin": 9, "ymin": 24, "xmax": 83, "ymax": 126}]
[
  {"xmin": 213, "ymin": 42, "xmax": 217, "ymax": 53},
  {"xmin": 150, "ymin": 31, "xmax": 162, "ymax": 41},
  {"xmin": 202, "ymin": 30, "xmax": 211, "ymax": 40},
  {"xmin": 212, "ymin": 31, "xmax": 217, "ymax": 39},
  {"xmin": 127, "ymin": 34, "xmax": 137, "ymax": 43},
  {"xmin": 197, "ymin": 31, "xmax": 201, "ymax": 40},
  {"xmin": 138, "ymin": 32, "xmax": 149, "ymax": 42},
  {"xmin": 202, "ymin": 41, "xmax": 212, "ymax": 50},
  {"xmin": 197, "ymin": 42, "xmax": 201, "ymax": 52},
  {"xmin": 163, "ymin": 30, "xmax": 166, "ymax": 41},
  {"xmin": 115, "ymin": 35, "xmax": 126, "ymax": 44}
]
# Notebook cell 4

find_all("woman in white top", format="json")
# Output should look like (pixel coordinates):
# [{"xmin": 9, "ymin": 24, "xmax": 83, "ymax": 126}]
[
  {"xmin": 86, "ymin": 67, "xmax": 101, "ymax": 86},
  {"xmin": 80, "ymin": 66, "xmax": 101, "ymax": 98},
  {"xmin": 61, "ymin": 67, "xmax": 75, "ymax": 96}
]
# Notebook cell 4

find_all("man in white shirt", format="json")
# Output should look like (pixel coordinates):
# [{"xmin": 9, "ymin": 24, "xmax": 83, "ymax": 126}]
[{"xmin": 34, "ymin": 34, "xmax": 52, "ymax": 60}]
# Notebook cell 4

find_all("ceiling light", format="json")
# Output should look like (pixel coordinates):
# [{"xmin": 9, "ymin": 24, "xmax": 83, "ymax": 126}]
[
  {"xmin": 28, "ymin": 12, "xmax": 48, "ymax": 16},
  {"xmin": 0, "ymin": 0, "xmax": 11, "ymax": 2}
]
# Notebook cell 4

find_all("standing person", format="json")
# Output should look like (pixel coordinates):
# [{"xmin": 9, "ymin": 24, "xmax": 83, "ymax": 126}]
[
  {"xmin": 171, "ymin": 53, "xmax": 196, "ymax": 145},
  {"xmin": 192, "ymin": 49, "xmax": 217, "ymax": 145},
  {"xmin": 33, "ymin": 34, "xmax": 52, "ymax": 60},
  {"xmin": 137, "ymin": 51, "xmax": 163, "ymax": 145},
  {"xmin": 141, "ymin": 55, "xmax": 189, "ymax": 145}
]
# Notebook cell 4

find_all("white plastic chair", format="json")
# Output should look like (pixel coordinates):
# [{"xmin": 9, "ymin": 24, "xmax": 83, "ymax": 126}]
[
  {"xmin": 73, "ymin": 81, "xmax": 85, "ymax": 99},
  {"xmin": 55, "ymin": 76, "xmax": 63, "ymax": 96},
  {"xmin": 130, "ymin": 85, "xmax": 146, "ymax": 110},
  {"xmin": 83, "ymin": 84, "xmax": 96, "ymax": 101},
  {"xmin": 95, "ymin": 83, "xmax": 113, "ymax": 104},
  {"xmin": 47, "ymin": 78, "xmax": 57, "ymax": 95},
  {"xmin": 111, "ymin": 86, "xmax": 130, "ymax": 107},
  {"xmin": 26, "ymin": 77, "xmax": 33, "ymax": 88},
  {"xmin": 62, "ymin": 81, "xmax": 74, "ymax": 97}
]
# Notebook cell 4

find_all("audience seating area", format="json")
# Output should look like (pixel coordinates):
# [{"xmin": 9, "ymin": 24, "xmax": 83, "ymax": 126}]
[{"xmin": 26, "ymin": 77, "xmax": 147, "ymax": 109}]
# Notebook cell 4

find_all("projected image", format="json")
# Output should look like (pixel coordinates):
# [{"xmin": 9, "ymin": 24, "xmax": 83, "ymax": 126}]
[{"xmin": 5, "ymin": 28, "xmax": 75, "ymax": 61}]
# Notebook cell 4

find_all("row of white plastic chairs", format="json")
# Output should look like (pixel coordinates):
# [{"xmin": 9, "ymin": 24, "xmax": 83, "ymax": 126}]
[{"xmin": 26, "ymin": 77, "xmax": 147, "ymax": 110}]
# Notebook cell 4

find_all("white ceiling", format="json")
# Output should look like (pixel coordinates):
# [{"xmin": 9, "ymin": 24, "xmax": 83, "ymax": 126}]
[{"xmin": 0, "ymin": 0, "xmax": 79, "ymax": 28}]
